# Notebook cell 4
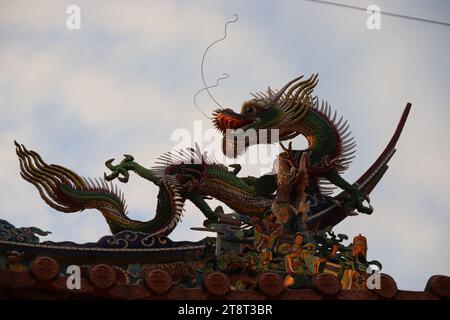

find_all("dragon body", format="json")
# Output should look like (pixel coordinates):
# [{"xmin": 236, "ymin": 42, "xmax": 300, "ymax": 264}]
[
  {"xmin": 213, "ymin": 74, "xmax": 372, "ymax": 214},
  {"xmin": 15, "ymin": 75, "xmax": 411, "ymax": 237}
]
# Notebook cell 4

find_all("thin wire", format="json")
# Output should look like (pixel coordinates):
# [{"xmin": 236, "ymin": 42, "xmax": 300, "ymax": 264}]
[
  {"xmin": 193, "ymin": 73, "xmax": 230, "ymax": 119},
  {"xmin": 304, "ymin": 0, "xmax": 450, "ymax": 27},
  {"xmin": 200, "ymin": 14, "xmax": 239, "ymax": 110}
]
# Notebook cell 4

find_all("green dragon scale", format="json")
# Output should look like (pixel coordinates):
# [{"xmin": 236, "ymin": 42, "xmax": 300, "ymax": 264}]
[{"xmin": 15, "ymin": 75, "xmax": 411, "ymax": 236}]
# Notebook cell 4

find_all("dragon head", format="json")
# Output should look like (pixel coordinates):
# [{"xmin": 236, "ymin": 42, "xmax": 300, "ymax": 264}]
[{"xmin": 213, "ymin": 74, "xmax": 319, "ymax": 157}]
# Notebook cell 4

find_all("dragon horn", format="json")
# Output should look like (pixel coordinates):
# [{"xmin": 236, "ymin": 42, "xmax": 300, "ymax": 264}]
[
  {"xmin": 123, "ymin": 154, "xmax": 134, "ymax": 162},
  {"xmin": 271, "ymin": 75, "xmax": 304, "ymax": 102},
  {"xmin": 281, "ymin": 74, "xmax": 318, "ymax": 108},
  {"xmin": 292, "ymin": 74, "xmax": 319, "ymax": 103}
]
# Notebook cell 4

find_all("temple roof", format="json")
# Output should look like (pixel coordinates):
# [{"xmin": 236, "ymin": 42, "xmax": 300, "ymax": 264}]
[{"xmin": 1, "ymin": 256, "xmax": 448, "ymax": 300}]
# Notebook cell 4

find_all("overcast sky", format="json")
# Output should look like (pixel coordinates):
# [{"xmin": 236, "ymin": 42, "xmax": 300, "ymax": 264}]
[{"xmin": 0, "ymin": 0, "xmax": 449, "ymax": 290}]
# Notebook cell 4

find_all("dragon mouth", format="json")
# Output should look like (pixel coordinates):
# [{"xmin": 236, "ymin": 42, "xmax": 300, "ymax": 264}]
[
  {"xmin": 213, "ymin": 109, "xmax": 255, "ymax": 134},
  {"xmin": 212, "ymin": 109, "xmax": 256, "ymax": 158}
]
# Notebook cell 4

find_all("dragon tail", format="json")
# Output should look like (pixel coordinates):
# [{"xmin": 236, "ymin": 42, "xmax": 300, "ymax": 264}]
[{"xmin": 15, "ymin": 142, "xmax": 184, "ymax": 236}]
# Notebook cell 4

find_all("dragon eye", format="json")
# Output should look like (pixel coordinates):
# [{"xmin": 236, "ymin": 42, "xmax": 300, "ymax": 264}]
[{"xmin": 246, "ymin": 106, "xmax": 255, "ymax": 113}]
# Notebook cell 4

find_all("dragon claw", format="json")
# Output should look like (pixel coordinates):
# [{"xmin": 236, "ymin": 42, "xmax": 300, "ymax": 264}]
[
  {"xmin": 123, "ymin": 154, "xmax": 134, "ymax": 162},
  {"xmin": 338, "ymin": 190, "xmax": 374, "ymax": 215},
  {"xmin": 355, "ymin": 194, "xmax": 373, "ymax": 215},
  {"xmin": 118, "ymin": 175, "xmax": 129, "ymax": 183},
  {"xmin": 360, "ymin": 202, "xmax": 373, "ymax": 215},
  {"xmin": 104, "ymin": 155, "xmax": 134, "ymax": 183},
  {"xmin": 229, "ymin": 164, "xmax": 241, "ymax": 175},
  {"xmin": 104, "ymin": 171, "xmax": 117, "ymax": 181},
  {"xmin": 105, "ymin": 158, "xmax": 116, "ymax": 170}
]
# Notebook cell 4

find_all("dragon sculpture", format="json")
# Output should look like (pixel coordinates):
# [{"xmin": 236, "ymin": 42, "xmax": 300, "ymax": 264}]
[{"xmin": 15, "ymin": 74, "xmax": 411, "ymax": 236}]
